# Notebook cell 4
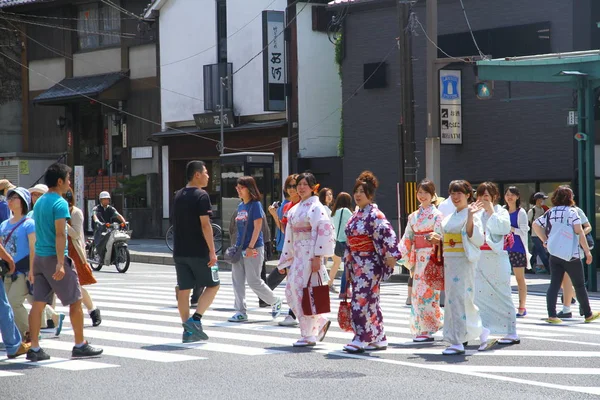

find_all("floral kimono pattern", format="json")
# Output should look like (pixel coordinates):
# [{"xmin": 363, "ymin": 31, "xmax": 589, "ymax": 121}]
[
  {"xmin": 399, "ymin": 205, "xmax": 444, "ymax": 336},
  {"xmin": 278, "ymin": 196, "xmax": 335, "ymax": 340},
  {"xmin": 345, "ymin": 204, "xmax": 401, "ymax": 344},
  {"xmin": 475, "ymin": 205, "xmax": 517, "ymax": 336},
  {"xmin": 442, "ymin": 208, "xmax": 485, "ymax": 345}
]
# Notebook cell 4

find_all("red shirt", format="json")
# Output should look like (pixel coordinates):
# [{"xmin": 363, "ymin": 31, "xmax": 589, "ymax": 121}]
[{"xmin": 280, "ymin": 200, "xmax": 299, "ymax": 231}]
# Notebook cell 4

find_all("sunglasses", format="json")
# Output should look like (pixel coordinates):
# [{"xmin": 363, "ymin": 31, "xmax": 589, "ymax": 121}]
[{"xmin": 287, "ymin": 185, "xmax": 297, "ymax": 189}]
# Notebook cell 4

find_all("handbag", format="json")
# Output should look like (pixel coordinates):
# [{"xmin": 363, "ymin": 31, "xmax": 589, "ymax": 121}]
[
  {"xmin": 0, "ymin": 217, "xmax": 29, "ymax": 278},
  {"xmin": 224, "ymin": 206, "xmax": 250, "ymax": 264},
  {"xmin": 337, "ymin": 298, "xmax": 353, "ymax": 332},
  {"xmin": 302, "ymin": 272, "xmax": 331, "ymax": 316},
  {"xmin": 503, "ymin": 232, "xmax": 515, "ymax": 250},
  {"xmin": 423, "ymin": 245, "xmax": 444, "ymax": 290},
  {"xmin": 68, "ymin": 239, "xmax": 97, "ymax": 286},
  {"xmin": 334, "ymin": 211, "xmax": 345, "ymax": 257}
]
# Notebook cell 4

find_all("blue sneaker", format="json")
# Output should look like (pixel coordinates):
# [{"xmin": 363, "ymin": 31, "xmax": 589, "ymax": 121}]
[
  {"xmin": 55, "ymin": 313, "xmax": 66, "ymax": 336},
  {"xmin": 182, "ymin": 318, "xmax": 208, "ymax": 340},
  {"xmin": 271, "ymin": 297, "xmax": 283, "ymax": 319},
  {"xmin": 182, "ymin": 330, "xmax": 206, "ymax": 343}
]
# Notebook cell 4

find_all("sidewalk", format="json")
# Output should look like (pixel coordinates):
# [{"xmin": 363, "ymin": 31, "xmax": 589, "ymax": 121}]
[{"xmin": 128, "ymin": 239, "xmax": 600, "ymax": 294}]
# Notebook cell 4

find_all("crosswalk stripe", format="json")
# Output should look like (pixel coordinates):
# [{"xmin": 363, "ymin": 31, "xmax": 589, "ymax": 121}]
[
  {"xmin": 38, "ymin": 340, "xmax": 206, "ymax": 363},
  {"xmin": 0, "ymin": 370, "xmax": 23, "ymax": 377},
  {"xmin": 0, "ymin": 355, "xmax": 118, "ymax": 371}
]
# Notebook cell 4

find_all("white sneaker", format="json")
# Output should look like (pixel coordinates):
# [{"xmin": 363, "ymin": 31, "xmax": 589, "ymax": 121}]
[{"xmin": 278, "ymin": 315, "xmax": 298, "ymax": 327}]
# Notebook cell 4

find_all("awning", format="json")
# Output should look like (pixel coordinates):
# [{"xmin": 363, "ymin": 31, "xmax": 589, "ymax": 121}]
[
  {"xmin": 152, "ymin": 119, "xmax": 288, "ymax": 138},
  {"xmin": 33, "ymin": 72, "xmax": 129, "ymax": 105}
]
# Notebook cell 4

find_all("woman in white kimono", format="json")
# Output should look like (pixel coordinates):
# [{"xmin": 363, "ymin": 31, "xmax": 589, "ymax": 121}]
[
  {"xmin": 474, "ymin": 182, "xmax": 519, "ymax": 345},
  {"xmin": 277, "ymin": 172, "xmax": 335, "ymax": 347},
  {"xmin": 431, "ymin": 180, "xmax": 496, "ymax": 355}
]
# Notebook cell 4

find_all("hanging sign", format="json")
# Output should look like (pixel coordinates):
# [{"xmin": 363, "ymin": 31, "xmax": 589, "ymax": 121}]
[
  {"xmin": 262, "ymin": 10, "xmax": 286, "ymax": 111},
  {"xmin": 440, "ymin": 70, "xmax": 462, "ymax": 145}
]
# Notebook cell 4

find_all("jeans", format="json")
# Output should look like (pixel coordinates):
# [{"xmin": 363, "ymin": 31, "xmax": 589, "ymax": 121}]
[
  {"xmin": 547, "ymin": 255, "xmax": 592, "ymax": 318},
  {"xmin": 530, "ymin": 237, "xmax": 549, "ymax": 269},
  {"xmin": 0, "ymin": 276, "xmax": 22, "ymax": 356}
]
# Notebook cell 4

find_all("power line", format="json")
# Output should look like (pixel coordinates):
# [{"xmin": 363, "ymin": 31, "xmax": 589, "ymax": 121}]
[
  {"xmin": 410, "ymin": 12, "xmax": 468, "ymax": 63},
  {"xmin": 0, "ymin": 14, "xmax": 205, "ymax": 104},
  {"xmin": 232, "ymin": 0, "xmax": 311, "ymax": 76},
  {"xmin": 0, "ymin": 10, "xmax": 139, "ymax": 21},
  {"xmin": 159, "ymin": 0, "xmax": 282, "ymax": 68},
  {"xmin": 458, "ymin": 0, "xmax": 486, "ymax": 59},
  {"xmin": 100, "ymin": 0, "xmax": 143, "ymax": 21}
]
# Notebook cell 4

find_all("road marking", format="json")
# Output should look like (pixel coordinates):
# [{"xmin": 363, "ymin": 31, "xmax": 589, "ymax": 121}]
[
  {"xmin": 0, "ymin": 370, "xmax": 23, "ymax": 377},
  {"xmin": 38, "ymin": 340, "xmax": 206, "ymax": 363},
  {"xmin": 0, "ymin": 355, "xmax": 118, "ymax": 371}
]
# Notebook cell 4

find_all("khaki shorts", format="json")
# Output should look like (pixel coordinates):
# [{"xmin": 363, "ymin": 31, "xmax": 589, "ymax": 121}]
[{"xmin": 33, "ymin": 255, "xmax": 82, "ymax": 306}]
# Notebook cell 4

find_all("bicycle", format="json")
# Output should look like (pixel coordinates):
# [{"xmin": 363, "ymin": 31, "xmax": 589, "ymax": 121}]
[{"xmin": 165, "ymin": 223, "xmax": 223, "ymax": 254}]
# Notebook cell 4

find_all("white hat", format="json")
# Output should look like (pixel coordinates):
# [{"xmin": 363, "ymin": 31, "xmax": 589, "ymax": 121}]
[
  {"xmin": 28, "ymin": 184, "xmax": 48, "ymax": 194},
  {"xmin": 99, "ymin": 191, "xmax": 111, "ymax": 200}
]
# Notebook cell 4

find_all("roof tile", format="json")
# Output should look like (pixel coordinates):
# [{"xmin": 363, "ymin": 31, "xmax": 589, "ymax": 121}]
[{"xmin": 0, "ymin": 0, "xmax": 56, "ymax": 9}]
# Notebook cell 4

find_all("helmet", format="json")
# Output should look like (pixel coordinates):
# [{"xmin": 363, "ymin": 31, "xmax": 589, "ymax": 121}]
[{"xmin": 99, "ymin": 191, "xmax": 111, "ymax": 200}]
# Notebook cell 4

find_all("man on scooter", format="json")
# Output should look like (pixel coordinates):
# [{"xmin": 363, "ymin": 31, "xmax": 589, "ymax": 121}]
[{"xmin": 92, "ymin": 191, "xmax": 126, "ymax": 261}]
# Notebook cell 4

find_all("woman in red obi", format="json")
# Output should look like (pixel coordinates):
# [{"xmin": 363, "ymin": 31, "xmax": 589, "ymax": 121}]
[{"xmin": 342, "ymin": 171, "xmax": 401, "ymax": 353}]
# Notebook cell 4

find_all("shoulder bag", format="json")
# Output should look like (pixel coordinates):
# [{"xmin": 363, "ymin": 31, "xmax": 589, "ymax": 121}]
[
  {"xmin": 224, "ymin": 205, "xmax": 250, "ymax": 264},
  {"xmin": 0, "ymin": 218, "xmax": 29, "ymax": 278},
  {"xmin": 545, "ymin": 210, "xmax": 578, "ymax": 261}
]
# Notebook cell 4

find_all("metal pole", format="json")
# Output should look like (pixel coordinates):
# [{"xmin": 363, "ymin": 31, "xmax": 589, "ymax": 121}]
[
  {"xmin": 219, "ymin": 76, "xmax": 225, "ymax": 155},
  {"xmin": 584, "ymin": 80, "xmax": 597, "ymax": 292},
  {"xmin": 425, "ymin": 0, "xmax": 440, "ymax": 189},
  {"xmin": 577, "ymin": 79, "xmax": 585, "ymax": 205}
]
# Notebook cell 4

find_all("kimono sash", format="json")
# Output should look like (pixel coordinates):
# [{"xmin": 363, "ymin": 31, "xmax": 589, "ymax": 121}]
[
  {"xmin": 347, "ymin": 235, "xmax": 376, "ymax": 252},
  {"xmin": 413, "ymin": 230, "xmax": 433, "ymax": 249},
  {"xmin": 443, "ymin": 233, "xmax": 464, "ymax": 253}
]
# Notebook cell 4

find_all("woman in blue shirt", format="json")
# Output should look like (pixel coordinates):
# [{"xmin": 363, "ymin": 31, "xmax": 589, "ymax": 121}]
[{"xmin": 229, "ymin": 176, "xmax": 282, "ymax": 323}]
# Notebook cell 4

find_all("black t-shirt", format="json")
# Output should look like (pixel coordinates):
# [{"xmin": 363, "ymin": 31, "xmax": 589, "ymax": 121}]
[
  {"xmin": 173, "ymin": 187, "xmax": 212, "ymax": 257},
  {"xmin": 93, "ymin": 204, "xmax": 120, "ymax": 223}
]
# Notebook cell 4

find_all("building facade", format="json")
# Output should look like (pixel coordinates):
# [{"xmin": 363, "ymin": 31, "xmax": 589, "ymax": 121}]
[{"xmin": 330, "ymin": 0, "xmax": 600, "ymax": 234}]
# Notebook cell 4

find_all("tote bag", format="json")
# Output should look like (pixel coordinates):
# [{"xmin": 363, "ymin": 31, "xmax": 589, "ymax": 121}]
[
  {"xmin": 545, "ymin": 212, "xmax": 578, "ymax": 261},
  {"xmin": 302, "ymin": 272, "xmax": 331, "ymax": 316}
]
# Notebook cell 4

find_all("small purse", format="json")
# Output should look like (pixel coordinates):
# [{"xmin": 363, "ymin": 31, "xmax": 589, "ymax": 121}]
[
  {"xmin": 224, "ymin": 207, "xmax": 250, "ymax": 264},
  {"xmin": 337, "ymin": 298, "xmax": 353, "ymax": 332},
  {"xmin": 423, "ymin": 245, "xmax": 444, "ymax": 290},
  {"xmin": 302, "ymin": 272, "xmax": 331, "ymax": 316}
]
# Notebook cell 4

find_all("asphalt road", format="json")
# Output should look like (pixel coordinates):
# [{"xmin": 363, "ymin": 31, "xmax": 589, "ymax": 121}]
[{"xmin": 1, "ymin": 262, "xmax": 600, "ymax": 400}]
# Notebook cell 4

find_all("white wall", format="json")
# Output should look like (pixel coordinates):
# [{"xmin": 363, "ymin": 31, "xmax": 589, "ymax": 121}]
[
  {"xmin": 226, "ymin": 0, "xmax": 287, "ymax": 117},
  {"xmin": 296, "ymin": 3, "xmax": 341, "ymax": 157},
  {"xmin": 73, "ymin": 48, "xmax": 121, "ymax": 77},
  {"xmin": 130, "ymin": 44, "xmax": 157, "ymax": 79},
  {"xmin": 159, "ymin": 0, "xmax": 216, "ymax": 125},
  {"xmin": 29, "ymin": 58, "xmax": 66, "ymax": 91}
]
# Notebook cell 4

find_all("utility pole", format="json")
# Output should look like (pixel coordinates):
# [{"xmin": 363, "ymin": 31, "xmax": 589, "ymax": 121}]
[
  {"xmin": 397, "ymin": 1, "xmax": 416, "ymax": 232},
  {"xmin": 425, "ymin": 0, "xmax": 440, "ymax": 189},
  {"xmin": 219, "ymin": 76, "xmax": 228, "ymax": 155}
]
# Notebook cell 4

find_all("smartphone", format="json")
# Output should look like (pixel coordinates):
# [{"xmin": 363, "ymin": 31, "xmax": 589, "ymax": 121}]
[{"xmin": 272, "ymin": 201, "xmax": 281, "ymax": 209}]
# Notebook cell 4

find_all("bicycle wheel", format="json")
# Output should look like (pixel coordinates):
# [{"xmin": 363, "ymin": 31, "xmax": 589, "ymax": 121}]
[
  {"xmin": 165, "ymin": 225, "xmax": 174, "ymax": 252},
  {"xmin": 212, "ymin": 223, "xmax": 223, "ymax": 254}
]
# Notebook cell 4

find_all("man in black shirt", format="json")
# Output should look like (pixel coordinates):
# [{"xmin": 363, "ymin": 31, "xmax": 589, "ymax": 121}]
[{"xmin": 174, "ymin": 161, "xmax": 219, "ymax": 342}]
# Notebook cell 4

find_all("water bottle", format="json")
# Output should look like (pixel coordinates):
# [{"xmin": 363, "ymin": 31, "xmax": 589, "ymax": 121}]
[{"xmin": 210, "ymin": 265, "xmax": 219, "ymax": 283}]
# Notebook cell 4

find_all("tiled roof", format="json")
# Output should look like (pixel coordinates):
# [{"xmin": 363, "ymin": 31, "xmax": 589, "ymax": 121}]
[
  {"xmin": 328, "ymin": 0, "xmax": 380, "ymax": 6},
  {"xmin": 0, "ymin": 0, "xmax": 56, "ymax": 9},
  {"xmin": 33, "ymin": 72, "xmax": 127, "ymax": 104}
]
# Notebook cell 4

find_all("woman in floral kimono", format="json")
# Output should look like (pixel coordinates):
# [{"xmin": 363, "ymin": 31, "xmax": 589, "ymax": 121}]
[
  {"xmin": 343, "ymin": 171, "xmax": 401, "ymax": 353},
  {"xmin": 277, "ymin": 172, "xmax": 335, "ymax": 347},
  {"xmin": 474, "ymin": 182, "xmax": 519, "ymax": 345},
  {"xmin": 399, "ymin": 179, "xmax": 444, "ymax": 342},
  {"xmin": 431, "ymin": 180, "xmax": 496, "ymax": 355}
]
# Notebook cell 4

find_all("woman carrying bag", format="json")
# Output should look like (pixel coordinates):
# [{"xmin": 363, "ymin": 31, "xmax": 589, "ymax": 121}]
[
  {"xmin": 532, "ymin": 185, "xmax": 600, "ymax": 324},
  {"xmin": 328, "ymin": 192, "xmax": 352, "ymax": 294}
]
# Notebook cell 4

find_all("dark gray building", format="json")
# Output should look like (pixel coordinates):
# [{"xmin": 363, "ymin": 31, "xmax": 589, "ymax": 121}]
[{"xmin": 330, "ymin": 0, "xmax": 600, "ymax": 232}]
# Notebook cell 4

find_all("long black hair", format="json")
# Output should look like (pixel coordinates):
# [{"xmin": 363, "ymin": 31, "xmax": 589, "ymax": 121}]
[{"xmin": 504, "ymin": 186, "xmax": 521, "ymax": 209}]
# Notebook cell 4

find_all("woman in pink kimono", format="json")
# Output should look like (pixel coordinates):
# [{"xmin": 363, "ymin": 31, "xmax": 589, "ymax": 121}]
[
  {"xmin": 343, "ymin": 171, "xmax": 402, "ymax": 353},
  {"xmin": 277, "ymin": 172, "xmax": 335, "ymax": 347},
  {"xmin": 399, "ymin": 179, "xmax": 444, "ymax": 342}
]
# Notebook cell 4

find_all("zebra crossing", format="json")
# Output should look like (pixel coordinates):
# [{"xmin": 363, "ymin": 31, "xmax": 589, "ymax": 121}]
[{"xmin": 1, "ymin": 269, "xmax": 600, "ymax": 395}]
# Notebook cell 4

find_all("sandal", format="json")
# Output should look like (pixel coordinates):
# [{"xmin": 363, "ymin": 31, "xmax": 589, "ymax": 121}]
[
  {"xmin": 365, "ymin": 341, "xmax": 387, "ymax": 351},
  {"xmin": 442, "ymin": 346, "xmax": 465, "ymax": 355},
  {"xmin": 317, "ymin": 320, "xmax": 331, "ymax": 342},
  {"xmin": 498, "ymin": 338, "xmax": 521, "ymax": 345},
  {"xmin": 516, "ymin": 308, "xmax": 527, "ymax": 318},
  {"xmin": 413, "ymin": 335, "xmax": 434, "ymax": 343},
  {"xmin": 545, "ymin": 317, "xmax": 562, "ymax": 324},
  {"xmin": 478, "ymin": 338, "xmax": 498, "ymax": 352},
  {"xmin": 293, "ymin": 338, "xmax": 316, "ymax": 347},
  {"xmin": 343, "ymin": 343, "xmax": 365, "ymax": 353}
]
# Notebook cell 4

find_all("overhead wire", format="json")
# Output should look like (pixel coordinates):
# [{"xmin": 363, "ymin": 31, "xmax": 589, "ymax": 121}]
[
  {"xmin": 458, "ymin": 0, "xmax": 486, "ymax": 59},
  {"xmin": 99, "ymin": 0, "xmax": 143, "ymax": 21},
  {"xmin": 410, "ymin": 12, "xmax": 471, "ymax": 63},
  {"xmin": 0, "ymin": 10, "xmax": 139, "ymax": 21}
]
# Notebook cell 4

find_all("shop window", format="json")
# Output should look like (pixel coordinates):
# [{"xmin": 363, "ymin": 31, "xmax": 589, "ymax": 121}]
[{"xmin": 78, "ymin": 3, "xmax": 121, "ymax": 51}]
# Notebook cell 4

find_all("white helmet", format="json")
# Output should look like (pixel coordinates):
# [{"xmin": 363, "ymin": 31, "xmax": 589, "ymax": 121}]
[{"xmin": 99, "ymin": 191, "xmax": 111, "ymax": 200}]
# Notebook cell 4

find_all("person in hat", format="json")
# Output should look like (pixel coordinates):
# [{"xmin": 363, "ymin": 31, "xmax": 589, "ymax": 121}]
[
  {"xmin": 528, "ymin": 192, "xmax": 550, "ymax": 274},
  {"xmin": 27, "ymin": 184, "xmax": 49, "ymax": 218},
  {"xmin": 0, "ymin": 180, "xmax": 16, "ymax": 224}
]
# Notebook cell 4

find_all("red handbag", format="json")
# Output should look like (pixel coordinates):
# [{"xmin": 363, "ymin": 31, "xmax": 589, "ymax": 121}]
[
  {"xmin": 337, "ymin": 298, "xmax": 353, "ymax": 332},
  {"xmin": 302, "ymin": 272, "xmax": 331, "ymax": 316},
  {"xmin": 423, "ymin": 245, "xmax": 444, "ymax": 290}
]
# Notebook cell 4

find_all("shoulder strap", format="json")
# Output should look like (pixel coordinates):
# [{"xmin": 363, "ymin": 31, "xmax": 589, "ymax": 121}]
[
  {"xmin": 336, "ymin": 211, "xmax": 343, "ymax": 239},
  {"xmin": 3, "ymin": 217, "xmax": 29, "ymax": 246},
  {"xmin": 239, "ymin": 203, "xmax": 251, "ymax": 246}
]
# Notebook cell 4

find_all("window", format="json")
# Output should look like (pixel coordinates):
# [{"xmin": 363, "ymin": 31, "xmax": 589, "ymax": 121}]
[
  {"xmin": 438, "ymin": 22, "xmax": 551, "ymax": 59},
  {"xmin": 217, "ymin": 0, "xmax": 227, "ymax": 63},
  {"xmin": 78, "ymin": 3, "xmax": 121, "ymax": 51},
  {"xmin": 363, "ymin": 62, "xmax": 387, "ymax": 89}
]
